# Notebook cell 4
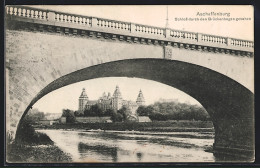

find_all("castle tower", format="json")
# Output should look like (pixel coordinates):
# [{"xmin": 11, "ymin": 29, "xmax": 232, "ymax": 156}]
[
  {"xmin": 136, "ymin": 89, "xmax": 145, "ymax": 106},
  {"xmin": 112, "ymin": 85, "xmax": 123, "ymax": 110},
  {"xmin": 107, "ymin": 92, "xmax": 111, "ymax": 99},
  {"xmin": 78, "ymin": 88, "xmax": 88, "ymax": 114},
  {"xmin": 102, "ymin": 92, "xmax": 107, "ymax": 99}
]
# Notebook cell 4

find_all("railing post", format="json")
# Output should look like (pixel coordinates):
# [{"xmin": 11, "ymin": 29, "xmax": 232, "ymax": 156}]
[
  {"xmin": 130, "ymin": 23, "xmax": 136, "ymax": 33},
  {"xmin": 47, "ymin": 11, "xmax": 55, "ymax": 21},
  {"xmin": 197, "ymin": 33, "xmax": 202, "ymax": 42},
  {"xmin": 92, "ymin": 17, "xmax": 98, "ymax": 28},
  {"xmin": 227, "ymin": 38, "xmax": 231, "ymax": 46},
  {"xmin": 165, "ymin": 28, "xmax": 170, "ymax": 38}
]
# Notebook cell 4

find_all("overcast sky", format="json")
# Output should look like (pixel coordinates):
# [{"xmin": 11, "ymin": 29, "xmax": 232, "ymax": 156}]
[{"xmin": 31, "ymin": 5, "xmax": 253, "ymax": 114}]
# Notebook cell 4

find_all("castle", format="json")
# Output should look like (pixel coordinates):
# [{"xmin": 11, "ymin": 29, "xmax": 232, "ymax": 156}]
[{"xmin": 78, "ymin": 85, "xmax": 145, "ymax": 115}]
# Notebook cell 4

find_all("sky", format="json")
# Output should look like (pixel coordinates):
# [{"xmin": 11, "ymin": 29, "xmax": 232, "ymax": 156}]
[{"xmin": 31, "ymin": 5, "xmax": 253, "ymax": 114}]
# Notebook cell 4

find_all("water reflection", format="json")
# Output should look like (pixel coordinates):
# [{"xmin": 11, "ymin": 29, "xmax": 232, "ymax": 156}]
[
  {"xmin": 37, "ymin": 129, "xmax": 215, "ymax": 162},
  {"xmin": 78, "ymin": 142, "xmax": 118, "ymax": 162}
]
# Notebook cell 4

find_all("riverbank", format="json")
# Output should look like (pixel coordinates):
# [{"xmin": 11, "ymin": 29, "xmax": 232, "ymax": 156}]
[
  {"xmin": 35, "ymin": 120, "xmax": 214, "ymax": 132},
  {"xmin": 6, "ymin": 121, "xmax": 72, "ymax": 163},
  {"xmin": 7, "ymin": 143, "xmax": 72, "ymax": 163}
]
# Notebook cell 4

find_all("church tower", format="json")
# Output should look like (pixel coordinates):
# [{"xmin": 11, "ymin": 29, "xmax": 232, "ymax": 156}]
[
  {"xmin": 78, "ymin": 88, "xmax": 88, "ymax": 114},
  {"xmin": 112, "ymin": 85, "xmax": 123, "ymax": 110},
  {"xmin": 136, "ymin": 89, "xmax": 145, "ymax": 106}
]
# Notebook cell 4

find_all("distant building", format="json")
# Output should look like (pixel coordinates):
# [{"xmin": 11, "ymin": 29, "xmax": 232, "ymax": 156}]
[
  {"xmin": 44, "ymin": 113, "xmax": 62, "ymax": 120},
  {"xmin": 78, "ymin": 85, "xmax": 145, "ymax": 115},
  {"xmin": 75, "ymin": 116, "xmax": 111, "ymax": 123},
  {"xmin": 60, "ymin": 117, "xmax": 66, "ymax": 124},
  {"xmin": 126, "ymin": 115, "xmax": 138, "ymax": 122},
  {"xmin": 38, "ymin": 119, "xmax": 59, "ymax": 125},
  {"xmin": 138, "ymin": 116, "xmax": 151, "ymax": 122}
]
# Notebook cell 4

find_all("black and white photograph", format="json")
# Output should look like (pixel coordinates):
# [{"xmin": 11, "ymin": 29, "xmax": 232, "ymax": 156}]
[{"xmin": 4, "ymin": 5, "xmax": 254, "ymax": 163}]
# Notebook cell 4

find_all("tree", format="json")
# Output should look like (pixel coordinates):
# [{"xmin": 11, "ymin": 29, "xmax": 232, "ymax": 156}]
[
  {"xmin": 62, "ymin": 109, "xmax": 76, "ymax": 123},
  {"xmin": 74, "ymin": 110, "xmax": 84, "ymax": 117},
  {"xmin": 84, "ymin": 104, "xmax": 105, "ymax": 117},
  {"xmin": 118, "ymin": 105, "xmax": 132, "ymax": 121},
  {"xmin": 24, "ymin": 108, "xmax": 45, "ymax": 124},
  {"xmin": 137, "ymin": 105, "xmax": 154, "ymax": 116},
  {"xmin": 111, "ymin": 112, "xmax": 123, "ymax": 122},
  {"xmin": 146, "ymin": 101, "xmax": 210, "ymax": 121},
  {"xmin": 110, "ymin": 106, "xmax": 133, "ymax": 122},
  {"xmin": 104, "ymin": 109, "xmax": 116, "ymax": 116},
  {"xmin": 136, "ymin": 106, "xmax": 147, "ymax": 116},
  {"xmin": 94, "ymin": 104, "xmax": 105, "ymax": 117},
  {"xmin": 83, "ymin": 108, "xmax": 92, "ymax": 116}
]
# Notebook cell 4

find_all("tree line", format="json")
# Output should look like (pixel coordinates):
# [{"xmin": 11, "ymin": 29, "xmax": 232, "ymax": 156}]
[
  {"xmin": 61, "ymin": 101, "xmax": 210, "ymax": 123},
  {"xmin": 24, "ymin": 100, "xmax": 210, "ymax": 124},
  {"xmin": 63, "ymin": 104, "xmax": 134, "ymax": 123},
  {"xmin": 23, "ymin": 108, "xmax": 45, "ymax": 123},
  {"xmin": 136, "ymin": 101, "xmax": 210, "ymax": 121}
]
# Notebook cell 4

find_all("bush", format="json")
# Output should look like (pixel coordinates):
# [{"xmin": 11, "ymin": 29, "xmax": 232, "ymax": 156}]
[
  {"xmin": 138, "ymin": 101, "xmax": 210, "ymax": 121},
  {"xmin": 23, "ymin": 108, "xmax": 45, "ymax": 124},
  {"xmin": 15, "ymin": 120, "xmax": 53, "ymax": 145},
  {"xmin": 62, "ymin": 109, "xmax": 76, "ymax": 123}
]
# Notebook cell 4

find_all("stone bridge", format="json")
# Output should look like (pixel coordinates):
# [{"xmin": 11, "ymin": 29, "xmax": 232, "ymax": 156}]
[{"xmin": 5, "ymin": 6, "xmax": 254, "ymax": 159}]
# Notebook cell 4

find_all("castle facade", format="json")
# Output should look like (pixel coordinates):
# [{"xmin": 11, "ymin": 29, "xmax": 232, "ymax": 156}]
[{"xmin": 78, "ymin": 85, "xmax": 145, "ymax": 115}]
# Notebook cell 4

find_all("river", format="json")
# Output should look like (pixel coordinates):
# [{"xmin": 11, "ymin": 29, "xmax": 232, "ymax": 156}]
[{"xmin": 37, "ymin": 129, "xmax": 215, "ymax": 162}]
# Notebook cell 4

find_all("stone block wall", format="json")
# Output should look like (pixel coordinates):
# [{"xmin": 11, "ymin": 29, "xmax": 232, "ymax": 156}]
[{"xmin": 5, "ymin": 29, "xmax": 163, "ymax": 138}]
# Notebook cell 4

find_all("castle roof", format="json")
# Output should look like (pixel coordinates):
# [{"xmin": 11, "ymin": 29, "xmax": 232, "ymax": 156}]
[
  {"xmin": 79, "ymin": 88, "xmax": 88, "ymax": 99},
  {"xmin": 136, "ymin": 90, "xmax": 145, "ymax": 102}
]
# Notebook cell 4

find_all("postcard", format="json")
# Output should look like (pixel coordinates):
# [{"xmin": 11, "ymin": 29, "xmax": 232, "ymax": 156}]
[{"xmin": 5, "ymin": 5, "xmax": 254, "ymax": 163}]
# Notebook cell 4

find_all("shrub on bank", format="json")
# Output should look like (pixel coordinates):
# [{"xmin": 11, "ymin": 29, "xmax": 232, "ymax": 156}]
[
  {"xmin": 7, "ymin": 120, "xmax": 73, "ymax": 163},
  {"xmin": 15, "ymin": 120, "xmax": 53, "ymax": 145},
  {"xmin": 7, "ymin": 142, "xmax": 72, "ymax": 163}
]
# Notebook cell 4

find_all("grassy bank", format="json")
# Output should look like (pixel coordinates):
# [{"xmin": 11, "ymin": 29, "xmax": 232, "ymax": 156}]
[
  {"xmin": 6, "ymin": 121, "xmax": 72, "ymax": 163},
  {"xmin": 36, "ymin": 120, "xmax": 214, "ymax": 132},
  {"xmin": 7, "ymin": 143, "xmax": 72, "ymax": 163}
]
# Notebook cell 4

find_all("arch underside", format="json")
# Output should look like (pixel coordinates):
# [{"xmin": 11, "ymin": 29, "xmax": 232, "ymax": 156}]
[{"xmin": 18, "ymin": 59, "xmax": 254, "ymax": 159}]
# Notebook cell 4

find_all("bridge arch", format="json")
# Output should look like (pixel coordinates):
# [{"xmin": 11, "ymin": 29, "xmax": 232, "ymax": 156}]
[{"xmin": 17, "ymin": 58, "xmax": 254, "ymax": 158}]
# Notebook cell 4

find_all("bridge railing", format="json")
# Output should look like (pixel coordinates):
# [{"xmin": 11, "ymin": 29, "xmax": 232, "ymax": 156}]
[
  {"xmin": 95, "ymin": 17, "xmax": 131, "ymax": 32},
  {"xmin": 199, "ymin": 33, "xmax": 227, "ymax": 44},
  {"xmin": 6, "ymin": 5, "xmax": 49, "ymax": 20},
  {"xmin": 5, "ymin": 5, "xmax": 254, "ymax": 52},
  {"xmin": 170, "ymin": 29, "xmax": 198, "ymax": 41},
  {"xmin": 134, "ymin": 23, "xmax": 165, "ymax": 37},
  {"xmin": 230, "ymin": 38, "xmax": 254, "ymax": 48},
  {"xmin": 54, "ymin": 11, "xmax": 92, "ymax": 26}
]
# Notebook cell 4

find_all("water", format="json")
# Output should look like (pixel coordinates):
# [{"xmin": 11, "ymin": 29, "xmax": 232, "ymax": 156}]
[{"xmin": 37, "ymin": 129, "xmax": 215, "ymax": 162}]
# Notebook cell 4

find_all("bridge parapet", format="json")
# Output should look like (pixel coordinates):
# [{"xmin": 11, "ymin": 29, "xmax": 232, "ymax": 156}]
[{"xmin": 6, "ymin": 5, "xmax": 254, "ymax": 55}]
